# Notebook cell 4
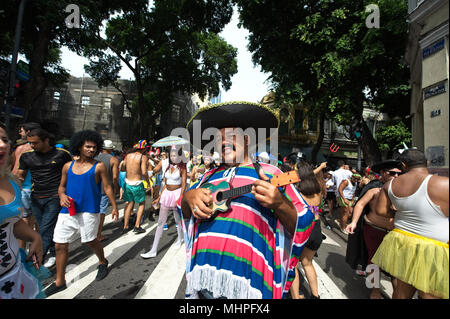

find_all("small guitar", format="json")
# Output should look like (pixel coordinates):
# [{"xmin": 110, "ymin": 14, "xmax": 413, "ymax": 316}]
[{"xmin": 201, "ymin": 170, "xmax": 300, "ymax": 221}]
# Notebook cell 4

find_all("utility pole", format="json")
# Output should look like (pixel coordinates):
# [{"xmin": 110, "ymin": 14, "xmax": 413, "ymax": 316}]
[{"xmin": 5, "ymin": 0, "xmax": 26, "ymax": 131}]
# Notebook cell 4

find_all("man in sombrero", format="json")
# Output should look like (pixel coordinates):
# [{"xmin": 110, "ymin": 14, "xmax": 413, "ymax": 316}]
[
  {"xmin": 177, "ymin": 101, "xmax": 315, "ymax": 299},
  {"xmin": 121, "ymin": 140, "xmax": 150, "ymax": 234}
]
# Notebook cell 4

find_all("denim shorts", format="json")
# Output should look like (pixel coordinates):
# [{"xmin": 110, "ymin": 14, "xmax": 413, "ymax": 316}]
[
  {"xmin": 21, "ymin": 189, "xmax": 33, "ymax": 218},
  {"xmin": 99, "ymin": 194, "xmax": 110, "ymax": 214}
]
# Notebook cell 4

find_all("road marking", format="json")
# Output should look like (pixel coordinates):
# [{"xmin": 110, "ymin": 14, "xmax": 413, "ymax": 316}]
[
  {"xmin": 321, "ymin": 233, "xmax": 341, "ymax": 247},
  {"xmin": 380, "ymin": 278, "xmax": 393, "ymax": 298},
  {"xmin": 135, "ymin": 242, "xmax": 186, "ymax": 299},
  {"xmin": 299, "ymin": 260, "xmax": 348, "ymax": 299},
  {"xmin": 46, "ymin": 221, "xmax": 157, "ymax": 299}
]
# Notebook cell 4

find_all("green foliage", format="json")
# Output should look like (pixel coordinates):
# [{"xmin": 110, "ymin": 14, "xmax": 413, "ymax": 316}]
[
  {"xmin": 234, "ymin": 0, "xmax": 411, "ymax": 163},
  {"xmin": 83, "ymin": 0, "xmax": 238, "ymax": 137},
  {"xmin": 376, "ymin": 121, "xmax": 411, "ymax": 154}
]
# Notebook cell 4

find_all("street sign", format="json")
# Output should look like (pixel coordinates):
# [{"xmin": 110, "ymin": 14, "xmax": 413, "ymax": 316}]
[
  {"xmin": 2, "ymin": 104, "xmax": 24, "ymax": 118},
  {"xmin": 16, "ymin": 60, "xmax": 29, "ymax": 81}
]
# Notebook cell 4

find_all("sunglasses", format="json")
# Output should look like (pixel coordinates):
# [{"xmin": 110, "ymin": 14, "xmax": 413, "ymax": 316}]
[{"xmin": 387, "ymin": 171, "xmax": 403, "ymax": 176}]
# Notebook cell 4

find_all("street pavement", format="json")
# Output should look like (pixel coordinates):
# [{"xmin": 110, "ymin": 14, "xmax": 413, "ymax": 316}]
[{"xmin": 40, "ymin": 195, "xmax": 394, "ymax": 299}]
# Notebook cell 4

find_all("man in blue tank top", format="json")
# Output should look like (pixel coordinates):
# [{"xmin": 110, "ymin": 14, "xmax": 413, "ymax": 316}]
[{"xmin": 44, "ymin": 130, "xmax": 119, "ymax": 297}]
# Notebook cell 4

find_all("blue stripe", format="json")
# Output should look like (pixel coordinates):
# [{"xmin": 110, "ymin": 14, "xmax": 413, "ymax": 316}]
[{"xmin": 192, "ymin": 251, "xmax": 274, "ymax": 298}]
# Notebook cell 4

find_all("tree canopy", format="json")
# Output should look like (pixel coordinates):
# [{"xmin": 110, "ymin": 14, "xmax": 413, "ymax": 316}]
[{"xmin": 234, "ymin": 0, "xmax": 410, "ymax": 165}]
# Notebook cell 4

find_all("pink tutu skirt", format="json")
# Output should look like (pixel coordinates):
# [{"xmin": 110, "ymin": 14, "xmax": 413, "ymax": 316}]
[{"xmin": 160, "ymin": 187, "xmax": 182, "ymax": 208}]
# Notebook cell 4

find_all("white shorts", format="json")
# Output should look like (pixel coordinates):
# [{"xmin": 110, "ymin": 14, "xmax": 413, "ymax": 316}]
[{"xmin": 53, "ymin": 213, "xmax": 101, "ymax": 244}]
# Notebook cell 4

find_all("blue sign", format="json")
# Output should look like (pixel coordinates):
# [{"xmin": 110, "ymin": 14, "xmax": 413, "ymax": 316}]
[
  {"xmin": 422, "ymin": 38, "xmax": 445, "ymax": 59},
  {"xmin": 1, "ymin": 104, "xmax": 24, "ymax": 118},
  {"xmin": 424, "ymin": 82, "xmax": 446, "ymax": 99}
]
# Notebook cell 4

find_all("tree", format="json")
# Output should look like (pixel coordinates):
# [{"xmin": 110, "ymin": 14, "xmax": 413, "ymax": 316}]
[
  {"xmin": 82, "ymin": 0, "xmax": 238, "ymax": 139},
  {"xmin": 0, "ymin": 0, "xmax": 144, "ymax": 122},
  {"xmin": 376, "ymin": 121, "xmax": 411, "ymax": 159},
  {"xmin": 234, "ymin": 0, "xmax": 410, "ymax": 165}
]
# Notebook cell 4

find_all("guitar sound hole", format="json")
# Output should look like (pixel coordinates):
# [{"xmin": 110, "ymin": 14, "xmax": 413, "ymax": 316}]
[{"xmin": 216, "ymin": 191, "xmax": 223, "ymax": 201}]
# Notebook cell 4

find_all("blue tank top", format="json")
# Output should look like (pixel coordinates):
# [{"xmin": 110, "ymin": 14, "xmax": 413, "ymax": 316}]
[
  {"xmin": 60, "ymin": 161, "xmax": 101, "ymax": 214},
  {"xmin": 0, "ymin": 180, "xmax": 22, "ymax": 224},
  {"xmin": 22, "ymin": 171, "xmax": 32, "ymax": 190}
]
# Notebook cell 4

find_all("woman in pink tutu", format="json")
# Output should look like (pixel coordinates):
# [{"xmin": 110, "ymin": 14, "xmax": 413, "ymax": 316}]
[{"xmin": 141, "ymin": 147, "xmax": 186, "ymax": 258}]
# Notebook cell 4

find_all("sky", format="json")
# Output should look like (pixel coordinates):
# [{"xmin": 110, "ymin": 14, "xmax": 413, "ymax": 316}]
[{"xmin": 59, "ymin": 8, "xmax": 272, "ymax": 104}]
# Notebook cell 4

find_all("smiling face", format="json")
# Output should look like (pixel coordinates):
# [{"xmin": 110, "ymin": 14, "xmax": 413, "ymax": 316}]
[
  {"xmin": 215, "ymin": 127, "xmax": 248, "ymax": 167},
  {"xmin": 0, "ymin": 127, "xmax": 11, "ymax": 170}
]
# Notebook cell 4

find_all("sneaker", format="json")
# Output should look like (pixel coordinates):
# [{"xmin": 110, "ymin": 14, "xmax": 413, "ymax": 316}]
[
  {"xmin": 163, "ymin": 224, "xmax": 168, "ymax": 231},
  {"xmin": 44, "ymin": 282, "xmax": 67, "ymax": 297},
  {"xmin": 121, "ymin": 227, "xmax": 131, "ymax": 234},
  {"xmin": 95, "ymin": 261, "xmax": 109, "ymax": 281},
  {"xmin": 356, "ymin": 269, "xmax": 366, "ymax": 276},
  {"xmin": 133, "ymin": 226, "xmax": 146, "ymax": 234},
  {"xmin": 140, "ymin": 251, "xmax": 157, "ymax": 259},
  {"xmin": 44, "ymin": 256, "xmax": 56, "ymax": 268}
]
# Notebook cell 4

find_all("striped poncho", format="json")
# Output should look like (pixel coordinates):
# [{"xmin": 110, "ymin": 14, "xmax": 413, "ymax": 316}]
[{"xmin": 177, "ymin": 162, "xmax": 315, "ymax": 299}]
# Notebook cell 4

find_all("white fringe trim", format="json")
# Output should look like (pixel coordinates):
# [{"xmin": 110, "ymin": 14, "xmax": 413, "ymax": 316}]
[{"xmin": 186, "ymin": 264, "xmax": 263, "ymax": 299}]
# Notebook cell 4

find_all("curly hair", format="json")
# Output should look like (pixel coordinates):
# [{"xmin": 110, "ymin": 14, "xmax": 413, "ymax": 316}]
[{"xmin": 69, "ymin": 130, "xmax": 103, "ymax": 156}]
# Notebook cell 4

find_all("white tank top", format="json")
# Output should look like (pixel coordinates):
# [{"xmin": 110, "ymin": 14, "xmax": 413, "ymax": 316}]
[
  {"xmin": 388, "ymin": 175, "xmax": 449, "ymax": 243},
  {"xmin": 164, "ymin": 166, "xmax": 182, "ymax": 186},
  {"xmin": 341, "ymin": 179, "xmax": 356, "ymax": 199}
]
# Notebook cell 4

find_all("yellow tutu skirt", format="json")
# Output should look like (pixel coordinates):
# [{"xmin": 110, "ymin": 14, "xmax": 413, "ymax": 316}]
[{"xmin": 372, "ymin": 228, "xmax": 449, "ymax": 299}]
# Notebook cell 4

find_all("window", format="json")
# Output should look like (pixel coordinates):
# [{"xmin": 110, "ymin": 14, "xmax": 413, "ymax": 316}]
[
  {"xmin": 81, "ymin": 95, "xmax": 90, "ymax": 108},
  {"xmin": 123, "ymin": 106, "xmax": 131, "ymax": 118},
  {"xmin": 103, "ymin": 97, "xmax": 112, "ymax": 110},
  {"xmin": 308, "ymin": 115, "xmax": 317, "ymax": 132},
  {"xmin": 171, "ymin": 105, "xmax": 181, "ymax": 122},
  {"xmin": 51, "ymin": 91, "xmax": 60, "ymax": 111},
  {"xmin": 294, "ymin": 109, "xmax": 304, "ymax": 133}
]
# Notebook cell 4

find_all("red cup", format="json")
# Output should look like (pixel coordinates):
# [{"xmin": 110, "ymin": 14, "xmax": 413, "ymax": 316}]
[{"xmin": 68, "ymin": 197, "xmax": 76, "ymax": 216}]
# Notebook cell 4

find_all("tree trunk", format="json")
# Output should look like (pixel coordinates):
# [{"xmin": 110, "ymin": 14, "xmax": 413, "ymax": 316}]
[
  {"xmin": 360, "ymin": 119, "xmax": 382, "ymax": 167},
  {"xmin": 23, "ymin": 22, "xmax": 50, "ymax": 122},
  {"xmin": 311, "ymin": 112, "xmax": 325, "ymax": 163}
]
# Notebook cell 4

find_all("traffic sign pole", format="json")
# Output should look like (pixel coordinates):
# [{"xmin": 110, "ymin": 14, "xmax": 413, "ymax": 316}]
[{"xmin": 5, "ymin": 0, "xmax": 26, "ymax": 130}]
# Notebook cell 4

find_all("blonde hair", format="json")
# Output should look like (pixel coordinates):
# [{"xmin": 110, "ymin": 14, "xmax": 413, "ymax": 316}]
[{"xmin": 0, "ymin": 124, "xmax": 14, "ymax": 180}]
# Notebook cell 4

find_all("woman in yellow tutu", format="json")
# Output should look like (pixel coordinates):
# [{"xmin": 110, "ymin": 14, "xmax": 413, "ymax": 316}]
[{"xmin": 374, "ymin": 149, "xmax": 448, "ymax": 299}]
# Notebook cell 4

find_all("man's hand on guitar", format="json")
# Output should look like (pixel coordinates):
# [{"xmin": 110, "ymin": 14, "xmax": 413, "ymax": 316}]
[
  {"xmin": 183, "ymin": 188, "xmax": 214, "ymax": 219},
  {"xmin": 251, "ymin": 180, "xmax": 285, "ymax": 211},
  {"xmin": 251, "ymin": 164, "xmax": 285, "ymax": 211}
]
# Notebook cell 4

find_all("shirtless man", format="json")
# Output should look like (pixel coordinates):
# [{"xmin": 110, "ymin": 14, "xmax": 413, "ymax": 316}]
[
  {"xmin": 120, "ymin": 140, "xmax": 150, "ymax": 234},
  {"xmin": 346, "ymin": 160, "xmax": 402, "ymax": 299}
]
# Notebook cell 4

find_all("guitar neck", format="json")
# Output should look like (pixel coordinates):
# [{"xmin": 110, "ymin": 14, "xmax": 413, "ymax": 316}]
[{"xmin": 220, "ymin": 170, "xmax": 299, "ymax": 200}]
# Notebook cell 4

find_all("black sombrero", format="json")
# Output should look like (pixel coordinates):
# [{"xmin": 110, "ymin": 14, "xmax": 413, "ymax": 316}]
[
  {"xmin": 371, "ymin": 159, "xmax": 402, "ymax": 174},
  {"xmin": 186, "ymin": 101, "xmax": 279, "ymax": 148}
]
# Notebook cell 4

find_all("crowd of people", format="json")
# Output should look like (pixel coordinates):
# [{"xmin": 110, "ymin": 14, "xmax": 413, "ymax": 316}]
[{"xmin": 0, "ymin": 102, "xmax": 448, "ymax": 300}]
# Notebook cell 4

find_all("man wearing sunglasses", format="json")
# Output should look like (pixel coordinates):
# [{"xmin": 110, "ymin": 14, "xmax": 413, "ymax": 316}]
[{"xmin": 345, "ymin": 159, "xmax": 402, "ymax": 299}]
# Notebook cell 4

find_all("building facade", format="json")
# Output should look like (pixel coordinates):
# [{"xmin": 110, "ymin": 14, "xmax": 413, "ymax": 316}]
[
  {"xmin": 406, "ymin": 0, "xmax": 449, "ymax": 176},
  {"xmin": 38, "ymin": 76, "xmax": 198, "ymax": 150}
]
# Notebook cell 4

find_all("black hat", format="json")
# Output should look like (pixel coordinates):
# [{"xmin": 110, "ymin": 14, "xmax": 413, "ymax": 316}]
[
  {"xmin": 371, "ymin": 159, "xmax": 402, "ymax": 174},
  {"xmin": 186, "ymin": 101, "xmax": 279, "ymax": 148}
]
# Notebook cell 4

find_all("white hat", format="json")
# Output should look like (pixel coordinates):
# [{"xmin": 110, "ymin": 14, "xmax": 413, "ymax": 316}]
[
  {"xmin": 257, "ymin": 151, "xmax": 270, "ymax": 163},
  {"xmin": 103, "ymin": 140, "xmax": 115, "ymax": 150}
]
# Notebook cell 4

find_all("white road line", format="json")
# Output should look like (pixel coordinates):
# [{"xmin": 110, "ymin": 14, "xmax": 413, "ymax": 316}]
[
  {"xmin": 134, "ymin": 242, "xmax": 186, "ymax": 299},
  {"xmin": 380, "ymin": 278, "xmax": 393, "ymax": 298},
  {"xmin": 321, "ymin": 234, "xmax": 341, "ymax": 247},
  {"xmin": 46, "ymin": 221, "xmax": 157, "ymax": 299},
  {"xmin": 299, "ymin": 260, "xmax": 348, "ymax": 299}
]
